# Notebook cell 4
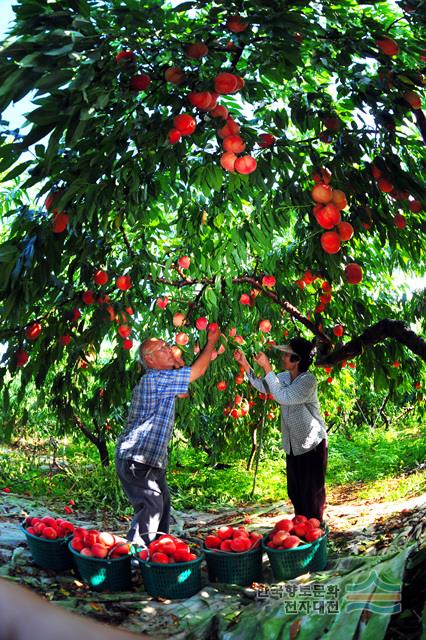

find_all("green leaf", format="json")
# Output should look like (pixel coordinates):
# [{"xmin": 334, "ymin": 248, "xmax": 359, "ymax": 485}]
[
  {"xmin": 0, "ymin": 243, "xmax": 19, "ymax": 263},
  {"xmin": 34, "ymin": 69, "xmax": 72, "ymax": 92},
  {"xmin": 374, "ymin": 365, "xmax": 388, "ymax": 392},
  {"xmin": 0, "ymin": 144, "xmax": 22, "ymax": 173},
  {"xmin": 76, "ymin": 0, "xmax": 91, "ymax": 18},
  {"xmin": 171, "ymin": 2, "xmax": 198, "ymax": 11},
  {"xmin": 214, "ymin": 213, "xmax": 225, "ymax": 228},
  {"xmin": 22, "ymin": 123, "xmax": 57, "ymax": 147},
  {"xmin": 78, "ymin": 106, "xmax": 92, "ymax": 121},
  {"xmin": 206, "ymin": 164, "xmax": 224, "ymax": 192},
  {"xmin": 96, "ymin": 92, "xmax": 110, "ymax": 109},
  {"xmin": 45, "ymin": 43, "xmax": 74, "ymax": 56},
  {"xmin": 69, "ymin": 118, "xmax": 88, "ymax": 145},
  {"xmin": 0, "ymin": 260, "xmax": 18, "ymax": 291},
  {"xmin": 18, "ymin": 52, "xmax": 46, "ymax": 67},
  {"xmin": 0, "ymin": 69, "xmax": 24, "ymax": 98},
  {"xmin": 71, "ymin": 65, "xmax": 96, "ymax": 91},
  {"xmin": 44, "ymin": 124, "xmax": 64, "ymax": 165},
  {"xmin": 26, "ymin": 105, "xmax": 62, "ymax": 126},
  {"xmin": 3, "ymin": 160, "xmax": 33, "ymax": 181},
  {"xmin": 204, "ymin": 288, "xmax": 217, "ymax": 307}
]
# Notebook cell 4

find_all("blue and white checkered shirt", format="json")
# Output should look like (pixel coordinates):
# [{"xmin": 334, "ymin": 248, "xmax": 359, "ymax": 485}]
[{"xmin": 115, "ymin": 367, "xmax": 191, "ymax": 468}]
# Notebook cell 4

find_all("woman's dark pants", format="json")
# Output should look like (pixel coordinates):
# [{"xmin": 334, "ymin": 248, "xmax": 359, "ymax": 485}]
[{"xmin": 286, "ymin": 439, "xmax": 328, "ymax": 521}]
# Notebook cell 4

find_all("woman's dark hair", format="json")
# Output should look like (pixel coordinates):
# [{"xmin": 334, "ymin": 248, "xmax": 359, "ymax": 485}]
[{"xmin": 289, "ymin": 337, "xmax": 315, "ymax": 372}]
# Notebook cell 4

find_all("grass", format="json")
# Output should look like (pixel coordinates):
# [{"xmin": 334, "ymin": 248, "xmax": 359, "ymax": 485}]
[
  {"xmin": 327, "ymin": 422, "xmax": 426, "ymax": 486},
  {"xmin": 1, "ymin": 421, "xmax": 425, "ymax": 515},
  {"xmin": 352, "ymin": 469, "xmax": 426, "ymax": 502},
  {"xmin": 168, "ymin": 451, "xmax": 289, "ymax": 510}
]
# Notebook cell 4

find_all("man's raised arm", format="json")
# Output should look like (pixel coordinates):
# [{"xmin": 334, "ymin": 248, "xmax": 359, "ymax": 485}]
[{"xmin": 189, "ymin": 326, "xmax": 221, "ymax": 382}]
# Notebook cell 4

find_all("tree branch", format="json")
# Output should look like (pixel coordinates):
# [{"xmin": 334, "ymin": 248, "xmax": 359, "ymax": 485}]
[
  {"xmin": 154, "ymin": 272, "xmax": 331, "ymax": 343},
  {"xmin": 186, "ymin": 282, "xmax": 209, "ymax": 321},
  {"xmin": 120, "ymin": 224, "xmax": 135, "ymax": 258},
  {"xmin": 236, "ymin": 275, "xmax": 331, "ymax": 343},
  {"xmin": 373, "ymin": 390, "xmax": 391, "ymax": 429},
  {"xmin": 154, "ymin": 275, "xmax": 426, "ymax": 360},
  {"xmin": 74, "ymin": 415, "xmax": 98, "ymax": 446},
  {"xmin": 414, "ymin": 109, "xmax": 426, "ymax": 145},
  {"xmin": 316, "ymin": 319, "xmax": 426, "ymax": 365},
  {"xmin": 230, "ymin": 45, "xmax": 245, "ymax": 70},
  {"xmin": 391, "ymin": 403, "xmax": 416, "ymax": 425}
]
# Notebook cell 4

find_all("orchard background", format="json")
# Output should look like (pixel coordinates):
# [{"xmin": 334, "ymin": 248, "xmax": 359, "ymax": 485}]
[{"xmin": 0, "ymin": 0, "xmax": 425, "ymax": 509}]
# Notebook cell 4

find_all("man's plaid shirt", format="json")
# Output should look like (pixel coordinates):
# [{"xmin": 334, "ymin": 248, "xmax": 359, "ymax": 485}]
[{"xmin": 115, "ymin": 367, "xmax": 191, "ymax": 468}]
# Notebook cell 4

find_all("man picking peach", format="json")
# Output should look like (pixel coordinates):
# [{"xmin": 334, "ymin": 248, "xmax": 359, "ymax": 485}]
[{"xmin": 115, "ymin": 327, "xmax": 220, "ymax": 544}]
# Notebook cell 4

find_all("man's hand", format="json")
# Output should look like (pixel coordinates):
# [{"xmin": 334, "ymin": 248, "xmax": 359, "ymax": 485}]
[
  {"xmin": 189, "ymin": 326, "xmax": 221, "ymax": 383},
  {"xmin": 233, "ymin": 349, "xmax": 250, "ymax": 372},
  {"xmin": 254, "ymin": 351, "xmax": 272, "ymax": 373},
  {"xmin": 207, "ymin": 326, "xmax": 221, "ymax": 346}
]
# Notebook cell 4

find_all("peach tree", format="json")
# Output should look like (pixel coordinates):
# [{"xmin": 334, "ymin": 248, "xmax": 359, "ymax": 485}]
[{"xmin": 0, "ymin": 0, "xmax": 425, "ymax": 463}]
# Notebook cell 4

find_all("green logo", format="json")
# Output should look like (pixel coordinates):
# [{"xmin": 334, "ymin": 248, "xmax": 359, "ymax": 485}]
[{"xmin": 344, "ymin": 570, "xmax": 401, "ymax": 614}]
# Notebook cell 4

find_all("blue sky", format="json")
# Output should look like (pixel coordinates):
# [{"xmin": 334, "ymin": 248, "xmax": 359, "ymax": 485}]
[
  {"xmin": 1, "ymin": 0, "xmax": 34, "ymax": 129},
  {"xmin": 0, "ymin": 0, "xmax": 14, "ymax": 33}
]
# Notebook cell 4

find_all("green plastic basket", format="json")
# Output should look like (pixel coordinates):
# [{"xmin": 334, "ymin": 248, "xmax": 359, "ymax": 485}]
[
  {"xmin": 262, "ymin": 527, "xmax": 328, "ymax": 582},
  {"xmin": 21, "ymin": 524, "xmax": 73, "ymax": 572},
  {"xmin": 203, "ymin": 543, "xmax": 263, "ymax": 586},
  {"xmin": 69, "ymin": 542, "xmax": 132, "ymax": 591},
  {"xmin": 138, "ymin": 549, "xmax": 204, "ymax": 599}
]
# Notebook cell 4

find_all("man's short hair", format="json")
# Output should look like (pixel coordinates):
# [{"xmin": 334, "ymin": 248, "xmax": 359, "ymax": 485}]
[{"xmin": 139, "ymin": 338, "xmax": 156, "ymax": 368}]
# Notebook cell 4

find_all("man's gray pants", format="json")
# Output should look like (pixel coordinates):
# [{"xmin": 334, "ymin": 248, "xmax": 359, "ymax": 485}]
[{"xmin": 115, "ymin": 458, "xmax": 170, "ymax": 546}]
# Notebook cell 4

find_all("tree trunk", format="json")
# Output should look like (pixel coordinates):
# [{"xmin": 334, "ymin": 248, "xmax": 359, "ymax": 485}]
[
  {"xmin": 374, "ymin": 391, "xmax": 391, "ymax": 429},
  {"xmin": 247, "ymin": 423, "xmax": 259, "ymax": 471},
  {"xmin": 95, "ymin": 438, "xmax": 110, "ymax": 467},
  {"xmin": 190, "ymin": 432, "xmax": 213, "ymax": 458},
  {"xmin": 75, "ymin": 417, "xmax": 110, "ymax": 467}
]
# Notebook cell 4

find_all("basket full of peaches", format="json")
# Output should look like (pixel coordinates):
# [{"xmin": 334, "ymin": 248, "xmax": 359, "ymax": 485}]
[
  {"xmin": 262, "ymin": 515, "xmax": 328, "ymax": 581},
  {"xmin": 202, "ymin": 525, "xmax": 264, "ymax": 586},
  {"xmin": 21, "ymin": 514, "xmax": 75, "ymax": 571},
  {"xmin": 68, "ymin": 527, "xmax": 132, "ymax": 591},
  {"xmin": 136, "ymin": 533, "xmax": 204, "ymax": 599}
]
